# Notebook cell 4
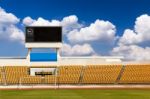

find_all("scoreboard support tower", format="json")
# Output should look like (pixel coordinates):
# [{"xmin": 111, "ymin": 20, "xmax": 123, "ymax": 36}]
[{"xmin": 25, "ymin": 26, "xmax": 62, "ymax": 62}]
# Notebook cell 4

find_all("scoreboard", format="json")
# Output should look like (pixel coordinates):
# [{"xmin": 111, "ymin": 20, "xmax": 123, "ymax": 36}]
[{"xmin": 25, "ymin": 26, "xmax": 62, "ymax": 48}]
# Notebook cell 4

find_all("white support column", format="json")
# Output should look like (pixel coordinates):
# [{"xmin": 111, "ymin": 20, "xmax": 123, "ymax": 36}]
[
  {"xmin": 26, "ymin": 48, "xmax": 32, "ymax": 61},
  {"xmin": 56, "ymin": 48, "xmax": 60, "ymax": 61},
  {"xmin": 55, "ymin": 66, "xmax": 58, "ymax": 89}
]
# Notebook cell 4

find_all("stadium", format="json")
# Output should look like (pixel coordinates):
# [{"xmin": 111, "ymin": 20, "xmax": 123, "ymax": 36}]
[{"xmin": 0, "ymin": 26, "xmax": 150, "ymax": 99}]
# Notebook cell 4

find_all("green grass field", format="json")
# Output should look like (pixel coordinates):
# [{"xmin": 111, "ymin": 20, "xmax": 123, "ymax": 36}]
[{"xmin": 1, "ymin": 89, "xmax": 150, "ymax": 99}]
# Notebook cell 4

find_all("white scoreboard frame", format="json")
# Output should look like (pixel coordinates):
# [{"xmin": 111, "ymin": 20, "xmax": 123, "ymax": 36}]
[{"xmin": 25, "ymin": 42, "xmax": 62, "ymax": 48}]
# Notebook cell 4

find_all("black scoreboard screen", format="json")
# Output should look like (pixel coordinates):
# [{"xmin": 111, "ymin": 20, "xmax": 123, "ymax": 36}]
[{"xmin": 26, "ymin": 26, "xmax": 62, "ymax": 42}]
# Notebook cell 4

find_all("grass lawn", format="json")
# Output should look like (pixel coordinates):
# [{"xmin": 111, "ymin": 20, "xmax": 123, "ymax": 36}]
[{"xmin": 1, "ymin": 89, "xmax": 150, "ymax": 99}]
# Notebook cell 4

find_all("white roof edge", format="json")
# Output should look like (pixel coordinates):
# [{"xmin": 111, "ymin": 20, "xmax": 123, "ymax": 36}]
[
  {"xmin": 0, "ymin": 56, "xmax": 124, "ymax": 59},
  {"xmin": 0, "ymin": 57, "xmax": 26, "ymax": 59},
  {"xmin": 122, "ymin": 61, "xmax": 150, "ymax": 64},
  {"xmin": 60, "ymin": 56, "xmax": 124, "ymax": 59}
]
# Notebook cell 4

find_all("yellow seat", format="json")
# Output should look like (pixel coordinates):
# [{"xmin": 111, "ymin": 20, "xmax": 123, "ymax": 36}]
[
  {"xmin": 119, "ymin": 64, "xmax": 150, "ymax": 83},
  {"xmin": 4, "ymin": 66, "xmax": 28, "ymax": 84},
  {"xmin": 58, "ymin": 66, "xmax": 82, "ymax": 84},
  {"xmin": 81, "ymin": 65, "xmax": 122, "ymax": 84}
]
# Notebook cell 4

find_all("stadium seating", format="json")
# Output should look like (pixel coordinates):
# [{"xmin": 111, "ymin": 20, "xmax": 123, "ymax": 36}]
[
  {"xmin": 58, "ymin": 66, "xmax": 82, "ymax": 84},
  {"xmin": 21, "ymin": 76, "xmax": 42, "ymax": 84},
  {"xmin": 44, "ymin": 75, "xmax": 56, "ymax": 84},
  {"xmin": 1, "ymin": 64, "xmax": 150, "ymax": 85},
  {"xmin": 119, "ymin": 64, "xmax": 150, "ymax": 84},
  {"xmin": 0, "ymin": 67, "xmax": 3, "ymax": 84},
  {"xmin": 81, "ymin": 65, "xmax": 122, "ymax": 84},
  {"xmin": 4, "ymin": 66, "xmax": 28, "ymax": 84}
]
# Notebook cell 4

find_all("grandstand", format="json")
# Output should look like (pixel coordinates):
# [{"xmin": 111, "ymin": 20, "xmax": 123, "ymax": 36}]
[
  {"xmin": 0, "ymin": 26, "xmax": 150, "ymax": 88},
  {"xmin": 0, "ymin": 63, "xmax": 150, "ymax": 86}
]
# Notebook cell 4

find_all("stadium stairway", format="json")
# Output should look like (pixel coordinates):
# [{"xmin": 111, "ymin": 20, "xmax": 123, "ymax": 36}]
[
  {"xmin": 0, "ymin": 67, "xmax": 6, "ymax": 85},
  {"xmin": 78, "ymin": 66, "xmax": 86, "ymax": 84},
  {"xmin": 115, "ymin": 65, "xmax": 126, "ymax": 83}
]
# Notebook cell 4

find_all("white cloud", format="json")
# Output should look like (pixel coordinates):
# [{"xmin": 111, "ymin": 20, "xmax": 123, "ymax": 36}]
[
  {"xmin": 67, "ymin": 19, "xmax": 116, "ymax": 43},
  {"xmin": 22, "ymin": 15, "xmax": 81, "ymax": 34},
  {"xmin": 23, "ymin": 17, "xmax": 60, "ymax": 26},
  {"xmin": 135, "ymin": 14, "xmax": 150, "ymax": 41},
  {"xmin": 7, "ymin": 25, "xmax": 24, "ymax": 41},
  {"xmin": 22, "ymin": 16, "xmax": 35, "ymax": 26},
  {"xmin": 61, "ymin": 15, "xmax": 78, "ymax": 26},
  {"xmin": 61, "ymin": 15, "xmax": 82, "ymax": 34},
  {"xmin": 30, "ymin": 17, "xmax": 60, "ymax": 26},
  {"xmin": 119, "ymin": 14, "xmax": 150, "ymax": 45},
  {"xmin": 111, "ymin": 14, "xmax": 150, "ymax": 61},
  {"xmin": 119, "ymin": 29, "xmax": 141, "ymax": 45},
  {"xmin": 0, "ymin": 7, "xmax": 24, "ymax": 42},
  {"xmin": 0, "ymin": 7, "xmax": 19, "ymax": 24},
  {"xmin": 61, "ymin": 43, "xmax": 95, "ymax": 56},
  {"xmin": 111, "ymin": 44, "xmax": 150, "ymax": 61}
]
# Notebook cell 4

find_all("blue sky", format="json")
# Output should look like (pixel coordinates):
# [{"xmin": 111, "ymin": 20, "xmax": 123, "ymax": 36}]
[
  {"xmin": 0, "ymin": 0, "xmax": 150, "ymax": 60},
  {"xmin": 1, "ymin": 0, "xmax": 150, "ymax": 34}
]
